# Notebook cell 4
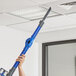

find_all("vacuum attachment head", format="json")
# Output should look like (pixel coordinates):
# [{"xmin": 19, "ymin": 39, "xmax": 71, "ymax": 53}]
[{"xmin": 0, "ymin": 68, "xmax": 8, "ymax": 76}]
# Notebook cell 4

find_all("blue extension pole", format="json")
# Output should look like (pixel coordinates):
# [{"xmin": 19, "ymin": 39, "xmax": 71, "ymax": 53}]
[{"xmin": 6, "ymin": 7, "xmax": 51, "ymax": 76}]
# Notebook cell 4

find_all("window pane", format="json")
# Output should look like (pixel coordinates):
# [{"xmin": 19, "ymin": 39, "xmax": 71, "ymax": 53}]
[{"xmin": 47, "ymin": 43, "xmax": 76, "ymax": 76}]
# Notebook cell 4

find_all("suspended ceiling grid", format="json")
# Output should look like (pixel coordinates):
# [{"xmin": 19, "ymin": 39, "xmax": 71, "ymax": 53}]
[{"xmin": 0, "ymin": 0, "xmax": 76, "ymax": 32}]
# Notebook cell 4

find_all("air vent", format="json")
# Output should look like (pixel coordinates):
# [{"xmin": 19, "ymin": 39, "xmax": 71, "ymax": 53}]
[{"xmin": 61, "ymin": 1, "xmax": 76, "ymax": 5}]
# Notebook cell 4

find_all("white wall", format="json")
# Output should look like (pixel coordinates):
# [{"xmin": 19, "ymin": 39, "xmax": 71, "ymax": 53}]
[
  {"xmin": 0, "ymin": 26, "xmax": 38, "ymax": 76},
  {"xmin": 36, "ymin": 27, "xmax": 76, "ymax": 76}
]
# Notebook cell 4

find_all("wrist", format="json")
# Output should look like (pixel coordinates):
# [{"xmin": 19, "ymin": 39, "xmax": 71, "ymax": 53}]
[{"xmin": 18, "ymin": 65, "xmax": 22, "ymax": 69}]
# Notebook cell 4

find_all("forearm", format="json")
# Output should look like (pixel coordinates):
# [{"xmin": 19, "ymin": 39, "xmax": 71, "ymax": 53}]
[
  {"xmin": 16, "ymin": 55, "xmax": 25, "ymax": 76},
  {"xmin": 18, "ymin": 66, "xmax": 25, "ymax": 76}
]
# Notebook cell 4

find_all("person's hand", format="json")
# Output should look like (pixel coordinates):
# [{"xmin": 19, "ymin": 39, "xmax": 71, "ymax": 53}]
[{"xmin": 16, "ymin": 54, "xmax": 25, "ymax": 68}]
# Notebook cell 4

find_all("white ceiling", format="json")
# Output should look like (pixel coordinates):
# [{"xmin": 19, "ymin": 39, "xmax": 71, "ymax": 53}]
[
  {"xmin": 0, "ymin": 0, "xmax": 76, "ymax": 33},
  {"xmin": 0, "ymin": 0, "xmax": 38, "ymax": 12},
  {"xmin": 0, "ymin": 13, "xmax": 28, "ymax": 26},
  {"xmin": 8, "ymin": 13, "xmax": 76, "ymax": 33}
]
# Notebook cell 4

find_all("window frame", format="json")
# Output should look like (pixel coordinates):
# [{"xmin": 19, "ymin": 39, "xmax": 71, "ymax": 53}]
[{"xmin": 42, "ymin": 39, "xmax": 76, "ymax": 76}]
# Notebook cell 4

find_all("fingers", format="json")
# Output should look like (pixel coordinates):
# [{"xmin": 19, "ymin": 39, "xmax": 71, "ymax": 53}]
[
  {"xmin": 16, "ymin": 59, "xmax": 22, "ymax": 62},
  {"xmin": 16, "ymin": 54, "xmax": 25, "ymax": 67},
  {"xmin": 16, "ymin": 54, "xmax": 25, "ymax": 62},
  {"xmin": 18, "ymin": 55, "xmax": 25, "ymax": 59},
  {"xmin": 22, "ymin": 54, "xmax": 25, "ymax": 58}
]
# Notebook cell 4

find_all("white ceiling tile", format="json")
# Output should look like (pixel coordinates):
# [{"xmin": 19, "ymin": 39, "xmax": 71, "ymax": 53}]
[
  {"xmin": 0, "ymin": 13, "xmax": 29, "ymax": 26},
  {"xmin": 11, "ymin": 6, "xmax": 46, "ymax": 15},
  {"xmin": 21, "ymin": 11, "xmax": 58, "ymax": 20},
  {"xmin": 10, "ymin": 6, "xmax": 58, "ymax": 20},
  {"xmin": 9, "ymin": 20, "xmax": 40, "ymax": 32},
  {"xmin": 66, "ymin": 6, "xmax": 76, "ymax": 14},
  {"xmin": 0, "ymin": 0, "xmax": 38, "ymax": 12},
  {"xmin": 9, "ymin": 13, "xmax": 76, "ymax": 33},
  {"xmin": 30, "ymin": 0, "xmax": 58, "ymax": 4}
]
